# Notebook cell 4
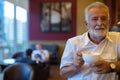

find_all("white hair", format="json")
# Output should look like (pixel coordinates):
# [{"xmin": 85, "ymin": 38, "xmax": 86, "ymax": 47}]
[{"xmin": 84, "ymin": 2, "xmax": 109, "ymax": 22}]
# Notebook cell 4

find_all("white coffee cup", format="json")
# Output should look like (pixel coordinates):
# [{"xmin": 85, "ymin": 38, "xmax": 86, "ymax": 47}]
[{"xmin": 82, "ymin": 52, "xmax": 101, "ymax": 64}]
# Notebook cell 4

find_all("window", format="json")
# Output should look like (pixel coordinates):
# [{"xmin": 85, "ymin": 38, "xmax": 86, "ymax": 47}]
[{"xmin": 3, "ymin": 0, "xmax": 28, "ymax": 58}]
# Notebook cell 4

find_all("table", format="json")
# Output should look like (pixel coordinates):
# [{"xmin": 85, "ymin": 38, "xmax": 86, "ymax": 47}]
[{"xmin": 0, "ymin": 59, "xmax": 16, "ymax": 72}]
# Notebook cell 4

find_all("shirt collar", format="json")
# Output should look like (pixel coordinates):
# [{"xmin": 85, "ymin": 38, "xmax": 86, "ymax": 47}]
[
  {"xmin": 84, "ymin": 31, "xmax": 112, "ymax": 45},
  {"xmin": 106, "ymin": 32, "xmax": 113, "ymax": 42}
]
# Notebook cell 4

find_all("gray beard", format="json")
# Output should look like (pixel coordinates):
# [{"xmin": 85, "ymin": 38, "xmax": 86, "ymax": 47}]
[{"xmin": 89, "ymin": 30, "xmax": 107, "ymax": 39}]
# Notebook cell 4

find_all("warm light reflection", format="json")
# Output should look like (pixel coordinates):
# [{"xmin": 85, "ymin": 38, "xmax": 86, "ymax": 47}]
[
  {"xmin": 16, "ymin": 6, "xmax": 27, "ymax": 22},
  {"xmin": 4, "ymin": 1, "xmax": 14, "ymax": 19}
]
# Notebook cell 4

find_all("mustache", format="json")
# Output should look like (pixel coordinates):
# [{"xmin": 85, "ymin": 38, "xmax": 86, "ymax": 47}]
[{"xmin": 95, "ymin": 25, "xmax": 105, "ymax": 29}]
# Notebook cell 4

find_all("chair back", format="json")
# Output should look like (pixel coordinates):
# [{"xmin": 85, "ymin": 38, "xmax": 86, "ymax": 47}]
[
  {"xmin": 3, "ymin": 63, "xmax": 34, "ymax": 80},
  {"xmin": 12, "ymin": 52, "xmax": 24, "ymax": 59}
]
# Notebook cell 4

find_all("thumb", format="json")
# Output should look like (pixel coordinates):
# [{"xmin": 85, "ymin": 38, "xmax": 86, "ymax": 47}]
[{"xmin": 77, "ymin": 51, "xmax": 82, "ymax": 56}]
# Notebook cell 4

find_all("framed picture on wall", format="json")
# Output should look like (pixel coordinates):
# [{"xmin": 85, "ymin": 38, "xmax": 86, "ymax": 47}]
[{"xmin": 40, "ymin": 2, "xmax": 72, "ymax": 32}]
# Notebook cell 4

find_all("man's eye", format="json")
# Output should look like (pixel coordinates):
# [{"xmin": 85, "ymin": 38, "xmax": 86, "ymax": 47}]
[
  {"xmin": 101, "ymin": 17, "xmax": 107, "ymax": 20},
  {"xmin": 92, "ymin": 18, "xmax": 98, "ymax": 21}
]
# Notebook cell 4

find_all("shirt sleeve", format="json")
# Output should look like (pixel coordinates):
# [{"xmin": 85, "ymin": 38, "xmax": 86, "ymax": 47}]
[
  {"xmin": 60, "ymin": 39, "xmax": 77, "ymax": 69},
  {"xmin": 31, "ymin": 50, "xmax": 38, "ymax": 60},
  {"xmin": 45, "ymin": 50, "xmax": 50, "ymax": 61},
  {"xmin": 32, "ymin": 50, "xmax": 45, "ymax": 61},
  {"xmin": 42, "ymin": 50, "xmax": 50, "ymax": 62},
  {"xmin": 117, "ymin": 33, "xmax": 120, "ymax": 59}
]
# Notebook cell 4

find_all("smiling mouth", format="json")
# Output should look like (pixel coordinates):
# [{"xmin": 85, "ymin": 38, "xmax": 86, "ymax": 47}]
[
  {"xmin": 95, "ymin": 25, "xmax": 105, "ymax": 30},
  {"xmin": 96, "ymin": 28, "xmax": 104, "ymax": 30}
]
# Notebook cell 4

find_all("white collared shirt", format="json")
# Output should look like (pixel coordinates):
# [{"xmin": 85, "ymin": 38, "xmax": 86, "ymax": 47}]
[
  {"xmin": 32, "ymin": 49, "xmax": 50, "ymax": 62},
  {"xmin": 60, "ymin": 32, "xmax": 120, "ymax": 80}
]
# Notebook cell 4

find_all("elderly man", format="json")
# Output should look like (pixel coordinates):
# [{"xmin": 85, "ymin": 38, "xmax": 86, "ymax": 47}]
[{"xmin": 60, "ymin": 2, "xmax": 120, "ymax": 80}]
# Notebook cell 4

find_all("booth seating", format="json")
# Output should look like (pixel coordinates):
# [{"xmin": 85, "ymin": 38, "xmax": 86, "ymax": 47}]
[
  {"xmin": 42, "ymin": 44, "xmax": 59, "ymax": 64},
  {"xmin": 30, "ymin": 44, "xmax": 59, "ymax": 64}
]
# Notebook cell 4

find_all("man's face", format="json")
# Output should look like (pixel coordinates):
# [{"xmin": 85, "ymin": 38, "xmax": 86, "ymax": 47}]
[{"xmin": 85, "ymin": 7, "xmax": 109, "ymax": 39}]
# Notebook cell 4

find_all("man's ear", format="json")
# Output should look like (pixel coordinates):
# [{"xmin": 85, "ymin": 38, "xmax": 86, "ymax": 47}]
[
  {"xmin": 84, "ymin": 21, "xmax": 87, "ymax": 26},
  {"xmin": 84, "ymin": 21, "xmax": 89, "ymax": 29}
]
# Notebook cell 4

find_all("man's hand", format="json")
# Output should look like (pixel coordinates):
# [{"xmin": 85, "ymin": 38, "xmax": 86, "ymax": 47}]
[
  {"xmin": 60, "ymin": 52, "xmax": 85, "ymax": 78},
  {"xmin": 73, "ymin": 52, "xmax": 84, "ymax": 68},
  {"xmin": 90, "ymin": 60, "xmax": 111, "ymax": 74}
]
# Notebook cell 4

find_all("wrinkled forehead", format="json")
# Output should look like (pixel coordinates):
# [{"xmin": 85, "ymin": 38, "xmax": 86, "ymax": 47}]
[
  {"xmin": 89, "ymin": 7, "xmax": 108, "ymax": 13},
  {"xmin": 88, "ymin": 7, "xmax": 108, "ymax": 16}
]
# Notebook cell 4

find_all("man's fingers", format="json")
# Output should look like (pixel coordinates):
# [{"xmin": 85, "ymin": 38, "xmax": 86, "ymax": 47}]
[{"xmin": 77, "ymin": 52, "xmax": 82, "ymax": 57}]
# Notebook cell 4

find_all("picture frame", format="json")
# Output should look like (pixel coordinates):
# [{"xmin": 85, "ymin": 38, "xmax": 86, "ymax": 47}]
[
  {"xmin": 29, "ymin": 0, "xmax": 76, "ymax": 40},
  {"xmin": 40, "ymin": 1, "xmax": 72, "ymax": 32}
]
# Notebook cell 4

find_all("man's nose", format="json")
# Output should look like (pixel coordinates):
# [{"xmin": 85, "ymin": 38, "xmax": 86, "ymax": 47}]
[{"xmin": 97, "ymin": 19, "xmax": 103, "ymax": 25}]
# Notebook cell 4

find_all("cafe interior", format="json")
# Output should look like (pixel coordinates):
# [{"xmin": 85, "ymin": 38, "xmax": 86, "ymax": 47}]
[{"xmin": 0, "ymin": 0, "xmax": 120, "ymax": 80}]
